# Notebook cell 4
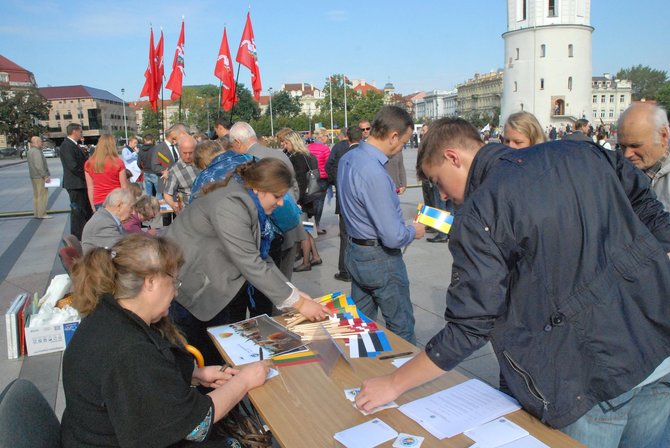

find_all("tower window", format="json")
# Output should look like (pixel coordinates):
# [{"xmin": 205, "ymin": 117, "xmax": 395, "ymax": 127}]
[
  {"xmin": 517, "ymin": 0, "xmax": 527, "ymax": 21},
  {"xmin": 540, "ymin": 78, "xmax": 545, "ymax": 90},
  {"xmin": 568, "ymin": 44, "xmax": 574, "ymax": 57},
  {"xmin": 568, "ymin": 77, "xmax": 573, "ymax": 91},
  {"xmin": 540, "ymin": 44, "xmax": 546, "ymax": 57},
  {"xmin": 548, "ymin": 0, "xmax": 557, "ymax": 17},
  {"xmin": 516, "ymin": 48, "xmax": 520, "ymax": 60},
  {"xmin": 514, "ymin": 81, "xmax": 518, "ymax": 92}
]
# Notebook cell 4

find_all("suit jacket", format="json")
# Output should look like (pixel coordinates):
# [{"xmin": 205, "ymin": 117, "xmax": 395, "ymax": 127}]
[
  {"xmin": 60, "ymin": 137, "xmax": 88, "ymax": 190},
  {"xmin": 562, "ymin": 130, "xmax": 592, "ymax": 143},
  {"xmin": 81, "ymin": 208, "xmax": 125, "ymax": 254},
  {"xmin": 385, "ymin": 151, "xmax": 407, "ymax": 190},
  {"xmin": 247, "ymin": 142, "xmax": 303, "ymax": 248},
  {"xmin": 166, "ymin": 180, "xmax": 293, "ymax": 321},
  {"xmin": 151, "ymin": 141, "xmax": 176, "ymax": 174}
]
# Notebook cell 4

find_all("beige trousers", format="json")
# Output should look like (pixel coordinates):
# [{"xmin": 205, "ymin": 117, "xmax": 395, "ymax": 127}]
[{"xmin": 31, "ymin": 178, "xmax": 48, "ymax": 218}]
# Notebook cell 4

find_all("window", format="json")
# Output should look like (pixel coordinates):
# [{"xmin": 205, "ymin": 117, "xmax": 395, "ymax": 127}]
[
  {"xmin": 609, "ymin": 95, "xmax": 614, "ymax": 103},
  {"xmin": 517, "ymin": 0, "xmax": 527, "ymax": 20},
  {"xmin": 600, "ymin": 111, "xmax": 606, "ymax": 118},
  {"xmin": 514, "ymin": 81, "xmax": 518, "ymax": 92},
  {"xmin": 593, "ymin": 110, "xmax": 598, "ymax": 117},
  {"xmin": 620, "ymin": 94, "xmax": 625, "ymax": 103},
  {"xmin": 540, "ymin": 44, "xmax": 546, "ymax": 57},
  {"xmin": 55, "ymin": 113, "xmax": 60, "ymax": 120},
  {"xmin": 609, "ymin": 110, "xmax": 614, "ymax": 118},
  {"xmin": 548, "ymin": 0, "xmax": 557, "ymax": 16},
  {"xmin": 593, "ymin": 95, "xmax": 598, "ymax": 104},
  {"xmin": 568, "ymin": 77, "xmax": 573, "ymax": 91},
  {"xmin": 540, "ymin": 78, "xmax": 545, "ymax": 90},
  {"xmin": 0, "ymin": 73, "xmax": 8, "ymax": 83},
  {"xmin": 516, "ymin": 48, "xmax": 520, "ymax": 60},
  {"xmin": 568, "ymin": 44, "xmax": 574, "ymax": 57},
  {"xmin": 601, "ymin": 95, "xmax": 606, "ymax": 102}
]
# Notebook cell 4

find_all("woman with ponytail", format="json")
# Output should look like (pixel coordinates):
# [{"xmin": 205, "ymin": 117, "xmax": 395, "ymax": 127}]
[
  {"xmin": 61, "ymin": 234, "xmax": 269, "ymax": 447},
  {"xmin": 166, "ymin": 158, "xmax": 331, "ymax": 365}
]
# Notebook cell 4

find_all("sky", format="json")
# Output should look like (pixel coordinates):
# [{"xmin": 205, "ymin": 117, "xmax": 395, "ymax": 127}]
[{"xmin": 1, "ymin": 0, "xmax": 668, "ymax": 102}]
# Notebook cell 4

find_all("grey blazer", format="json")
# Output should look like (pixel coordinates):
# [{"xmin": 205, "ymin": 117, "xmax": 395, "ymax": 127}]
[
  {"xmin": 247, "ymin": 142, "xmax": 304, "ymax": 248},
  {"xmin": 166, "ymin": 180, "xmax": 292, "ymax": 321},
  {"xmin": 81, "ymin": 208, "xmax": 124, "ymax": 254}
]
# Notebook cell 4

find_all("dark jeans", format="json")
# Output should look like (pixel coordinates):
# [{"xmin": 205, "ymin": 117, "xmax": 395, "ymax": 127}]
[
  {"xmin": 432, "ymin": 186, "xmax": 453, "ymax": 237},
  {"xmin": 144, "ymin": 172, "xmax": 162, "ymax": 199},
  {"xmin": 337, "ymin": 214, "xmax": 348, "ymax": 274},
  {"xmin": 311, "ymin": 179, "xmax": 329, "ymax": 227},
  {"xmin": 344, "ymin": 240, "xmax": 415, "ymax": 344},
  {"xmin": 66, "ymin": 188, "xmax": 92, "ymax": 240},
  {"xmin": 170, "ymin": 283, "xmax": 249, "ymax": 366},
  {"xmin": 421, "ymin": 181, "xmax": 435, "ymax": 208}
]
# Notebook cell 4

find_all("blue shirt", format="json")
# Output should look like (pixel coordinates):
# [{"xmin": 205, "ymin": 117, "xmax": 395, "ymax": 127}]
[
  {"xmin": 190, "ymin": 151, "xmax": 252, "ymax": 203},
  {"xmin": 337, "ymin": 141, "xmax": 414, "ymax": 248}
]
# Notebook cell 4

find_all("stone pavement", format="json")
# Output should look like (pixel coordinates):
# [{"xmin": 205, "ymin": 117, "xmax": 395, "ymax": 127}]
[{"xmin": 0, "ymin": 148, "xmax": 500, "ymax": 418}]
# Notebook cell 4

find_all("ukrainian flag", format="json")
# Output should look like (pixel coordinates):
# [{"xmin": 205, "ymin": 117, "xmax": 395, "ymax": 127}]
[{"xmin": 416, "ymin": 204, "xmax": 454, "ymax": 234}]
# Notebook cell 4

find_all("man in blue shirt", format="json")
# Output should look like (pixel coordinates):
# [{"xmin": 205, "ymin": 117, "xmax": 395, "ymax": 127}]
[{"xmin": 338, "ymin": 106, "xmax": 426, "ymax": 343}]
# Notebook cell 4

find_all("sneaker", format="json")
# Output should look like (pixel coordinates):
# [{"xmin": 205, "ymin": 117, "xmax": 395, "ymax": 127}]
[
  {"xmin": 334, "ymin": 272, "xmax": 352, "ymax": 282},
  {"xmin": 425, "ymin": 227, "xmax": 437, "ymax": 233}
]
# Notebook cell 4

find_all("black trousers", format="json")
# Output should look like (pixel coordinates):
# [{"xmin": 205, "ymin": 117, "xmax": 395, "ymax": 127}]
[
  {"xmin": 66, "ymin": 188, "xmax": 92, "ymax": 240},
  {"xmin": 337, "ymin": 214, "xmax": 349, "ymax": 274},
  {"xmin": 421, "ymin": 181, "xmax": 435, "ymax": 208}
]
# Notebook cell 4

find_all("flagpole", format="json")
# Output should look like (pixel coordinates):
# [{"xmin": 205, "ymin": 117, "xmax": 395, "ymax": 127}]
[
  {"xmin": 329, "ymin": 75, "xmax": 334, "ymax": 143},
  {"xmin": 229, "ymin": 64, "xmax": 242, "ymax": 124},
  {"xmin": 161, "ymin": 85, "xmax": 165, "ymax": 138},
  {"xmin": 179, "ymin": 97, "xmax": 182, "ymax": 121},
  {"xmin": 217, "ymin": 82, "xmax": 222, "ymax": 118},
  {"xmin": 343, "ymin": 74, "xmax": 348, "ymax": 129}
]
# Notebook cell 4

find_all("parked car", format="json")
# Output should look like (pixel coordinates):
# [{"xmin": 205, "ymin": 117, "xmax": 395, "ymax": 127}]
[
  {"xmin": 0, "ymin": 147, "xmax": 18, "ymax": 158},
  {"xmin": 42, "ymin": 147, "xmax": 58, "ymax": 158}
]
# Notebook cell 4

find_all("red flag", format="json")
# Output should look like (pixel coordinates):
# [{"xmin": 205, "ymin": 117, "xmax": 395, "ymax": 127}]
[
  {"xmin": 139, "ymin": 28, "xmax": 158, "ymax": 112},
  {"xmin": 235, "ymin": 12, "xmax": 262, "ymax": 101},
  {"xmin": 166, "ymin": 21, "xmax": 185, "ymax": 100},
  {"xmin": 154, "ymin": 31, "xmax": 164, "ymax": 98},
  {"xmin": 214, "ymin": 27, "xmax": 238, "ymax": 111}
]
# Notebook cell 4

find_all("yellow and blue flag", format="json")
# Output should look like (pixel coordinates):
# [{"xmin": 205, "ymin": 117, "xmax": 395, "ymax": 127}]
[{"xmin": 416, "ymin": 204, "xmax": 454, "ymax": 234}]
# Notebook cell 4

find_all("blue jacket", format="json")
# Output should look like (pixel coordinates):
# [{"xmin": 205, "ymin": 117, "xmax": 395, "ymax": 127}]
[{"xmin": 425, "ymin": 141, "xmax": 670, "ymax": 428}]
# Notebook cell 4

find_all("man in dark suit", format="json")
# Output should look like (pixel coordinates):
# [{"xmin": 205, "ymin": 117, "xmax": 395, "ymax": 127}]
[
  {"xmin": 562, "ymin": 118, "xmax": 592, "ymax": 142},
  {"xmin": 59, "ymin": 123, "xmax": 92, "ymax": 239},
  {"xmin": 151, "ymin": 123, "xmax": 189, "ymax": 194}
]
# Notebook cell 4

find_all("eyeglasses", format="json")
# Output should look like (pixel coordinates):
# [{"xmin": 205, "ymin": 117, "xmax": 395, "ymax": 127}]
[
  {"xmin": 166, "ymin": 272, "xmax": 182, "ymax": 290},
  {"xmin": 360, "ymin": 127, "xmax": 371, "ymax": 131}
]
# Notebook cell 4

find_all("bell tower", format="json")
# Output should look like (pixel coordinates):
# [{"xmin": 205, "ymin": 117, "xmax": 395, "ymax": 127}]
[{"xmin": 501, "ymin": 0, "xmax": 593, "ymax": 128}]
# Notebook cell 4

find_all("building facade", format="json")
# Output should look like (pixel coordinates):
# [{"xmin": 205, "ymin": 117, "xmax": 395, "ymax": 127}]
[
  {"xmin": 40, "ymin": 86, "xmax": 136, "ymax": 144},
  {"xmin": 501, "ymin": 0, "xmax": 593, "ymax": 128},
  {"xmin": 591, "ymin": 74, "xmax": 632, "ymax": 125},
  {"xmin": 0, "ymin": 55, "xmax": 39, "ymax": 147},
  {"xmin": 414, "ymin": 89, "xmax": 458, "ymax": 121},
  {"xmin": 281, "ymin": 83, "xmax": 323, "ymax": 117},
  {"xmin": 457, "ymin": 70, "xmax": 504, "ymax": 122}
]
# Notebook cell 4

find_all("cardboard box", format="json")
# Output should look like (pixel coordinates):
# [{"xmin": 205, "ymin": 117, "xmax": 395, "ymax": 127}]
[{"xmin": 25, "ymin": 320, "xmax": 80, "ymax": 356}]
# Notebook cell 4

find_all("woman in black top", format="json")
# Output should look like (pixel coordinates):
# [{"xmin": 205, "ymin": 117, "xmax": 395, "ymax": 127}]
[{"xmin": 61, "ymin": 234, "xmax": 269, "ymax": 447}]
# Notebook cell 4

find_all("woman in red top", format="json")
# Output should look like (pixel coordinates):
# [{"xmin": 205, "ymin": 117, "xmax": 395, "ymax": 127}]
[
  {"xmin": 307, "ymin": 128, "xmax": 331, "ymax": 234},
  {"xmin": 84, "ymin": 134, "xmax": 128, "ymax": 210}
]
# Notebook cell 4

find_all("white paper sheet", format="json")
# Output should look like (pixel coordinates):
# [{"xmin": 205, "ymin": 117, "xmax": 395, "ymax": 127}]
[
  {"xmin": 334, "ymin": 418, "xmax": 398, "ymax": 448},
  {"xmin": 466, "ymin": 417, "xmax": 529, "ymax": 447},
  {"xmin": 391, "ymin": 356, "xmax": 414, "ymax": 368},
  {"xmin": 497, "ymin": 435, "xmax": 549, "ymax": 448},
  {"xmin": 45, "ymin": 178, "xmax": 61, "ymax": 188},
  {"xmin": 398, "ymin": 379, "xmax": 521, "ymax": 439}
]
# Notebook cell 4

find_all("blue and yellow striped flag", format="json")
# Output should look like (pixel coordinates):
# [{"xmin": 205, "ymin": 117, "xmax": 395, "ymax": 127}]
[{"xmin": 416, "ymin": 203, "xmax": 454, "ymax": 234}]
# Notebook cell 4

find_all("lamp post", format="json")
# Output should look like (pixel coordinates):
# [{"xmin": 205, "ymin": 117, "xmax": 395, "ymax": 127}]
[
  {"xmin": 268, "ymin": 87, "xmax": 274, "ymax": 137},
  {"xmin": 121, "ymin": 88, "xmax": 128, "ymax": 144}
]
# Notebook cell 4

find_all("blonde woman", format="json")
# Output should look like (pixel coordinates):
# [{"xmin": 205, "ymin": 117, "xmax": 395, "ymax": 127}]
[
  {"xmin": 280, "ymin": 130, "xmax": 323, "ymax": 271},
  {"xmin": 84, "ymin": 134, "xmax": 128, "ymax": 210},
  {"xmin": 502, "ymin": 111, "xmax": 547, "ymax": 149}
]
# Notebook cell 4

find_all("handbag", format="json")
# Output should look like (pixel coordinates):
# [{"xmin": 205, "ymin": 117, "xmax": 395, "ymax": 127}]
[
  {"xmin": 268, "ymin": 193, "xmax": 301, "ymax": 234},
  {"xmin": 302, "ymin": 154, "xmax": 324, "ymax": 202},
  {"xmin": 215, "ymin": 400, "xmax": 273, "ymax": 448}
]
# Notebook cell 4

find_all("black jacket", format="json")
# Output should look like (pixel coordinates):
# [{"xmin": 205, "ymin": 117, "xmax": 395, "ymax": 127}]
[
  {"xmin": 425, "ymin": 141, "xmax": 670, "ymax": 428},
  {"xmin": 60, "ymin": 137, "xmax": 88, "ymax": 190}
]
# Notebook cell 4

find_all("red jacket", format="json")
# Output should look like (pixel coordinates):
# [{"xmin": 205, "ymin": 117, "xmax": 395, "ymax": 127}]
[{"xmin": 307, "ymin": 142, "xmax": 331, "ymax": 179}]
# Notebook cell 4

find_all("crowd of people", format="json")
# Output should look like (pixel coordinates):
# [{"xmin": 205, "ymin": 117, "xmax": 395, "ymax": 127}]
[{"xmin": 36, "ymin": 100, "xmax": 670, "ymax": 447}]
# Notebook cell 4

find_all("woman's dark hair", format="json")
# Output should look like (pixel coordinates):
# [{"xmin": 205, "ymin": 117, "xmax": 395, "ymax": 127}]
[{"xmin": 202, "ymin": 158, "xmax": 292, "ymax": 196}]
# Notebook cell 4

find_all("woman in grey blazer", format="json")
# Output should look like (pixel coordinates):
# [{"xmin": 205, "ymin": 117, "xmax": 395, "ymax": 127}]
[{"xmin": 166, "ymin": 158, "xmax": 330, "ymax": 364}]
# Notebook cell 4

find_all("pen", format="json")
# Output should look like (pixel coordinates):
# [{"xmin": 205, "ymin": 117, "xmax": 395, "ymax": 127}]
[
  {"xmin": 219, "ymin": 363, "xmax": 229, "ymax": 373},
  {"xmin": 259, "ymin": 347, "xmax": 264, "ymax": 361},
  {"xmin": 378, "ymin": 351, "xmax": 413, "ymax": 360}
]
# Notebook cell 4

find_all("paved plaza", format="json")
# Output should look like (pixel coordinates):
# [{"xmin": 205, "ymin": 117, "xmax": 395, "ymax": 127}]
[{"xmin": 0, "ymin": 147, "xmax": 499, "ymax": 417}]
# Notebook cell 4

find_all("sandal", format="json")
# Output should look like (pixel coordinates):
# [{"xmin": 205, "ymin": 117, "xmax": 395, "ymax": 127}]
[
  {"xmin": 310, "ymin": 258, "xmax": 323, "ymax": 266},
  {"xmin": 294, "ymin": 264, "xmax": 312, "ymax": 272}
]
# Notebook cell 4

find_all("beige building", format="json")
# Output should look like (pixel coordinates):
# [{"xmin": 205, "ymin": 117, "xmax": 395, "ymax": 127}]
[
  {"xmin": 281, "ymin": 83, "xmax": 323, "ymax": 116},
  {"xmin": 39, "ymin": 85, "xmax": 136, "ymax": 143},
  {"xmin": 129, "ymin": 100, "xmax": 180, "ymax": 137},
  {"xmin": 591, "ymin": 74, "xmax": 632, "ymax": 125},
  {"xmin": 457, "ymin": 70, "xmax": 504, "ymax": 121}
]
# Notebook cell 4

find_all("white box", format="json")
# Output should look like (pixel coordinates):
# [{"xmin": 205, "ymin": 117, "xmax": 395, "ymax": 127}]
[{"xmin": 25, "ymin": 320, "xmax": 80, "ymax": 356}]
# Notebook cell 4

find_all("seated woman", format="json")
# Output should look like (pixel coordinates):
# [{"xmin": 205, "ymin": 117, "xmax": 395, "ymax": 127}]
[
  {"xmin": 166, "ymin": 158, "xmax": 331, "ymax": 365},
  {"xmin": 502, "ymin": 111, "xmax": 547, "ymax": 149},
  {"xmin": 61, "ymin": 234, "xmax": 269, "ymax": 447},
  {"xmin": 122, "ymin": 195, "xmax": 160, "ymax": 234}
]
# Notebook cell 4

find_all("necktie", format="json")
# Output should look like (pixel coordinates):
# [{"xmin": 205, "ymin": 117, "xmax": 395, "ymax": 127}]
[{"xmin": 171, "ymin": 144, "xmax": 179, "ymax": 161}]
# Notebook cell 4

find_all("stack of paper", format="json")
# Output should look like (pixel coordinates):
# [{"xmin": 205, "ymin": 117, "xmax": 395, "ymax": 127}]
[
  {"xmin": 334, "ymin": 418, "xmax": 398, "ymax": 448},
  {"xmin": 399, "ymin": 379, "xmax": 520, "ymax": 439}
]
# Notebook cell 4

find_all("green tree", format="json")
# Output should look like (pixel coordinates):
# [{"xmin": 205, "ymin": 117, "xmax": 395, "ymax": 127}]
[
  {"xmin": 315, "ymin": 75, "xmax": 360, "ymax": 129},
  {"xmin": 349, "ymin": 90, "xmax": 385, "ymax": 124},
  {"xmin": 266, "ymin": 91, "xmax": 301, "ymax": 118},
  {"xmin": 229, "ymin": 83, "xmax": 260, "ymax": 122},
  {"xmin": 656, "ymin": 82, "xmax": 670, "ymax": 117},
  {"xmin": 140, "ymin": 105, "xmax": 162, "ymax": 137},
  {"xmin": 616, "ymin": 65, "xmax": 668, "ymax": 100},
  {"xmin": 0, "ymin": 87, "xmax": 49, "ymax": 146}
]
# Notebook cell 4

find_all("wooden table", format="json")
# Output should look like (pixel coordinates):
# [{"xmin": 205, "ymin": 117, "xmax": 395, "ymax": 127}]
[{"xmin": 212, "ymin": 321, "xmax": 584, "ymax": 448}]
